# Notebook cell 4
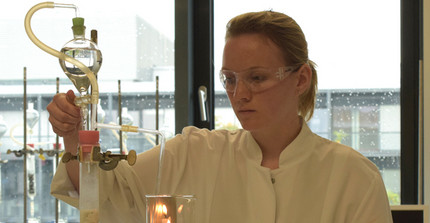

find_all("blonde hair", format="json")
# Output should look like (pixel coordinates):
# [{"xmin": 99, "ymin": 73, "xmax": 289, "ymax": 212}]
[{"xmin": 226, "ymin": 11, "xmax": 318, "ymax": 121}]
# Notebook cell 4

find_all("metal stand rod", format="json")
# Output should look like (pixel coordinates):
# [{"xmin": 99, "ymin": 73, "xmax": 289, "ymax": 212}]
[
  {"xmin": 23, "ymin": 67, "xmax": 28, "ymax": 222},
  {"xmin": 156, "ymin": 76, "xmax": 159, "ymax": 144},
  {"xmin": 55, "ymin": 77, "xmax": 60, "ymax": 222},
  {"xmin": 118, "ymin": 80, "xmax": 123, "ymax": 154}
]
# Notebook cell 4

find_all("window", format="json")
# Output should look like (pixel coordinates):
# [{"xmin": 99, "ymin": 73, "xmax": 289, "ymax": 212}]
[
  {"xmin": 214, "ymin": 0, "xmax": 401, "ymax": 204},
  {"xmin": 0, "ymin": 0, "xmax": 174, "ymax": 221}
]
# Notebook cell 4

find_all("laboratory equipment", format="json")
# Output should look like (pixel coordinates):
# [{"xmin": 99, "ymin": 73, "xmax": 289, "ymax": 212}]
[
  {"xmin": 146, "ymin": 195, "xmax": 196, "ymax": 223},
  {"xmin": 9, "ymin": 99, "xmax": 54, "ymax": 153},
  {"xmin": 8, "ymin": 101, "xmax": 42, "ymax": 222},
  {"xmin": 25, "ymin": 3, "xmax": 101, "ymax": 222},
  {"xmin": 97, "ymin": 99, "xmax": 106, "ymax": 124},
  {"xmin": 118, "ymin": 107, "xmax": 133, "ymax": 152},
  {"xmin": 4, "ymin": 75, "xmax": 66, "ymax": 223},
  {"xmin": 26, "ymin": 144, "xmax": 40, "ymax": 223},
  {"xmin": 0, "ymin": 114, "xmax": 7, "ymax": 149},
  {"xmin": 0, "ymin": 115, "xmax": 8, "ymax": 140},
  {"xmin": 4, "ymin": 68, "xmax": 67, "ymax": 222},
  {"xmin": 78, "ymin": 130, "xmax": 100, "ymax": 222},
  {"xmin": 118, "ymin": 107, "xmax": 134, "ymax": 126},
  {"xmin": 59, "ymin": 16, "xmax": 102, "ymax": 131},
  {"xmin": 26, "ymin": 102, "xmax": 39, "ymax": 131},
  {"xmin": 59, "ymin": 17, "xmax": 102, "ymax": 95},
  {"xmin": 24, "ymin": 2, "xmax": 169, "ymax": 222},
  {"xmin": 0, "ymin": 115, "xmax": 7, "ymax": 217}
]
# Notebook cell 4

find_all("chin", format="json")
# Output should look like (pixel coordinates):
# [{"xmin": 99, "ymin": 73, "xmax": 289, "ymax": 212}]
[{"xmin": 238, "ymin": 121, "xmax": 262, "ymax": 132}]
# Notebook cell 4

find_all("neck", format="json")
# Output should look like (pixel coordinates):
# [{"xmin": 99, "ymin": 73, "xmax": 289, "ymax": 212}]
[{"xmin": 251, "ymin": 116, "xmax": 302, "ymax": 169}]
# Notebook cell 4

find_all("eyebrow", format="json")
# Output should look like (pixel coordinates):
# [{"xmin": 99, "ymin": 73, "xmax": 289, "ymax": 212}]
[{"xmin": 221, "ymin": 66, "xmax": 267, "ymax": 71}]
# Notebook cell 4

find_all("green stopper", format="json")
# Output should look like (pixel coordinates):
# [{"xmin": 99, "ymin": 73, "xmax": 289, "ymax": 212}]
[{"xmin": 72, "ymin": 17, "xmax": 86, "ymax": 36}]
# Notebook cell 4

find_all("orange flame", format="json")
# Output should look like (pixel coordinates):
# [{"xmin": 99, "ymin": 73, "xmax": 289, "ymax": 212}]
[
  {"xmin": 154, "ymin": 202, "xmax": 171, "ymax": 223},
  {"xmin": 177, "ymin": 204, "xmax": 184, "ymax": 214}
]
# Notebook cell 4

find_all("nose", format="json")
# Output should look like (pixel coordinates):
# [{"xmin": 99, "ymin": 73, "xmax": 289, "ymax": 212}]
[{"xmin": 233, "ymin": 79, "xmax": 252, "ymax": 100}]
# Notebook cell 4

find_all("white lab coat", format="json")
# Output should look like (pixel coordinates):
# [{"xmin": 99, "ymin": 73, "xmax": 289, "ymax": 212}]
[{"xmin": 51, "ymin": 123, "xmax": 393, "ymax": 223}]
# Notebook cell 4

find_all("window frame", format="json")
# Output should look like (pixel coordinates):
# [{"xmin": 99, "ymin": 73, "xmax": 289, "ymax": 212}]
[
  {"xmin": 401, "ymin": 0, "xmax": 422, "ymax": 204},
  {"xmin": 175, "ymin": 0, "xmax": 215, "ymax": 132},
  {"xmin": 181, "ymin": 0, "xmax": 422, "ymax": 204}
]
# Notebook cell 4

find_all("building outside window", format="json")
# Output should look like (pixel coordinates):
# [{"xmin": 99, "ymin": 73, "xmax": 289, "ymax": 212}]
[
  {"xmin": 213, "ymin": 0, "xmax": 401, "ymax": 205},
  {"xmin": 0, "ymin": 0, "xmax": 174, "ymax": 222},
  {"xmin": 0, "ymin": 0, "xmax": 403, "ymax": 222}
]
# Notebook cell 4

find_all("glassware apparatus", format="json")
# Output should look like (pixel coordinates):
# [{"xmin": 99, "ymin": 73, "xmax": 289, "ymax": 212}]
[
  {"xmin": 146, "ymin": 195, "xmax": 196, "ymax": 223},
  {"xmin": 26, "ymin": 102, "xmax": 39, "ymax": 130},
  {"xmin": 59, "ymin": 17, "xmax": 102, "ymax": 130},
  {"xmin": 78, "ymin": 131, "xmax": 100, "ymax": 223},
  {"xmin": 24, "ymin": 2, "xmax": 170, "ymax": 222},
  {"xmin": 0, "ymin": 115, "xmax": 8, "ymax": 146},
  {"xmin": 26, "ymin": 144, "xmax": 39, "ymax": 223},
  {"xmin": 60, "ymin": 17, "xmax": 102, "ymax": 95}
]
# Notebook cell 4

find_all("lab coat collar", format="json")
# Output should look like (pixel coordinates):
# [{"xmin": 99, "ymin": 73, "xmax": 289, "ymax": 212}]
[{"xmin": 244, "ymin": 119, "xmax": 315, "ymax": 169}]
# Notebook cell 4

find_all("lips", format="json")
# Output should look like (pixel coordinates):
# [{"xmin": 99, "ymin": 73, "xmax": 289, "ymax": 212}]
[{"xmin": 238, "ymin": 109, "xmax": 255, "ymax": 113}]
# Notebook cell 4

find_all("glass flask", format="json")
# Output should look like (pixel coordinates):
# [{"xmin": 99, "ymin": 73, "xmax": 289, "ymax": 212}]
[
  {"xmin": 26, "ymin": 102, "xmax": 39, "ymax": 130},
  {"xmin": 118, "ymin": 107, "xmax": 134, "ymax": 126},
  {"xmin": 0, "ymin": 115, "xmax": 7, "ymax": 138},
  {"xmin": 59, "ymin": 17, "xmax": 102, "ymax": 95},
  {"xmin": 97, "ymin": 99, "xmax": 106, "ymax": 123}
]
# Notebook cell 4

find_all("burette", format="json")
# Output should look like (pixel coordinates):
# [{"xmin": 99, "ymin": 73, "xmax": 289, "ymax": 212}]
[{"xmin": 24, "ymin": 2, "xmax": 166, "ymax": 222}]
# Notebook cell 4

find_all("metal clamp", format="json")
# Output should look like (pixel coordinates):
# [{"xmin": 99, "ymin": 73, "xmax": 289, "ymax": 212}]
[
  {"xmin": 93, "ymin": 147, "xmax": 137, "ymax": 170},
  {"xmin": 7, "ymin": 148, "xmax": 63, "ymax": 160},
  {"xmin": 38, "ymin": 148, "xmax": 62, "ymax": 157},
  {"xmin": 62, "ymin": 147, "xmax": 137, "ymax": 171},
  {"xmin": 7, "ymin": 148, "xmax": 36, "ymax": 157}
]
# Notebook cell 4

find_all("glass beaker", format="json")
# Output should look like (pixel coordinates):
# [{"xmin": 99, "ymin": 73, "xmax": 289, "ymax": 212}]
[{"xmin": 146, "ymin": 195, "xmax": 196, "ymax": 223}]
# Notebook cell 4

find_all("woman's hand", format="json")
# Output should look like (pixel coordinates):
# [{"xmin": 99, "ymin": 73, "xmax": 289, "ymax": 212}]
[{"xmin": 47, "ymin": 90, "xmax": 81, "ymax": 137}]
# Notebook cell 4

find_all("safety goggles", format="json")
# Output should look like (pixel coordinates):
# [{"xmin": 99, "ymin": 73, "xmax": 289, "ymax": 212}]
[{"xmin": 219, "ymin": 65, "xmax": 300, "ymax": 93}]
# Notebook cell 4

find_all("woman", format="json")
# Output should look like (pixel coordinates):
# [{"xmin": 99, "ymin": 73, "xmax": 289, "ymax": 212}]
[{"xmin": 49, "ymin": 11, "xmax": 393, "ymax": 222}]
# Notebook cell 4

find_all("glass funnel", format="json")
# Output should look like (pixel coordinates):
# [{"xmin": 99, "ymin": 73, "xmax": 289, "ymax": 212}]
[
  {"xmin": 97, "ymin": 99, "xmax": 106, "ymax": 123},
  {"xmin": 117, "ymin": 107, "xmax": 133, "ymax": 125},
  {"xmin": 0, "ymin": 115, "xmax": 7, "ymax": 138},
  {"xmin": 0, "ymin": 115, "xmax": 7, "ymax": 147},
  {"xmin": 26, "ymin": 102, "xmax": 39, "ymax": 130},
  {"xmin": 59, "ymin": 17, "xmax": 102, "ymax": 95}
]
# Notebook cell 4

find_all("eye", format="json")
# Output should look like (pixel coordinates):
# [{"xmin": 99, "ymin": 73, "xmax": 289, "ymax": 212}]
[
  {"xmin": 222, "ymin": 71, "xmax": 236, "ymax": 85},
  {"xmin": 248, "ymin": 71, "xmax": 269, "ymax": 83}
]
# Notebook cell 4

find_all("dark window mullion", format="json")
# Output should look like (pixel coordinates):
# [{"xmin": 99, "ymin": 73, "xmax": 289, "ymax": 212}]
[
  {"xmin": 193, "ymin": 0, "xmax": 214, "ymax": 129},
  {"xmin": 400, "ymin": 0, "xmax": 421, "ymax": 204},
  {"xmin": 175, "ymin": 0, "xmax": 214, "ymax": 133}
]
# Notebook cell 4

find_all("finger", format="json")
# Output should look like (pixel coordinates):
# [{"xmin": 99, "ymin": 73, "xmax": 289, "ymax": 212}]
[
  {"xmin": 66, "ymin": 90, "xmax": 76, "ymax": 103},
  {"xmin": 49, "ymin": 114, "xmax": 80, "ymax": 133},
  {"xmin": 51, "ymin": 125, "xmax": 65, "ymax": 137},
  {"xmin": 48, "ymin": 113, "xmax": 79, "ymax": 131},
  {"xmin": 55, "ymin": 93, "xmax": 81, "ymax": 119},
  {"xmin": 47, "ymin": 104, "xmax": 81, "ymax": 129},
  {"xmin": 51, "ymin": 124, "xmax": 78, "ymax": 137},
  {"xmin": 48, "ymin": 99, "xmax": 81, "ymax": 124}
]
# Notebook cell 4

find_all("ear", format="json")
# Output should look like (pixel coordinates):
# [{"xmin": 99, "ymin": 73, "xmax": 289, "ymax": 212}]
[{"xmin": 295, "ymin": 63, "xmax": 312, "ymax": 96}]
